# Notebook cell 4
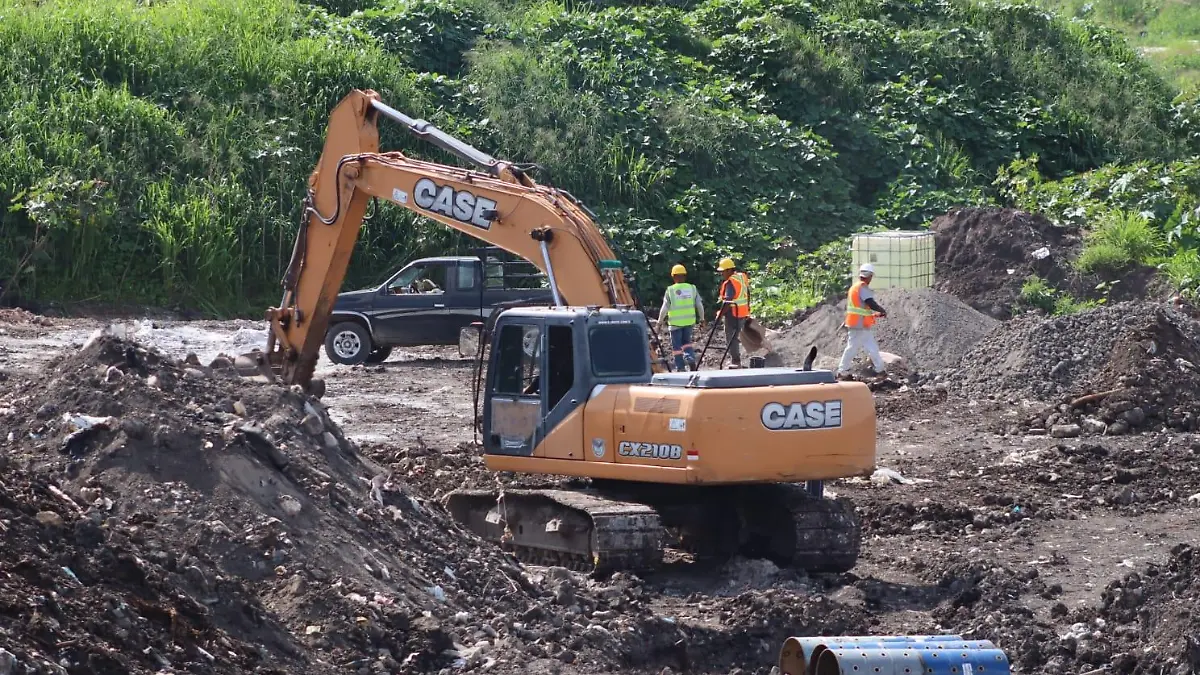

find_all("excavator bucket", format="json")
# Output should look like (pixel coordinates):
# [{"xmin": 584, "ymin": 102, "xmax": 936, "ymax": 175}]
[
  {"xmin": 740, "ymin": 317, "xmax": 784, "ymax": 367},
  {"xmin": 232, "ymin": 348, "xmax": 327, "ymax": 398},
  {"xmin": 233, "ymin": 350, "xmax": 278, "ymax": 383}
]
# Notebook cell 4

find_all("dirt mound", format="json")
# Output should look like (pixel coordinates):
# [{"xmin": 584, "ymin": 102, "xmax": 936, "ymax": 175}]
[
  {"xmin": 930, "ymin": 207, "xmax": 1077, "ymax": 319},
  {"xmin": 772, "ymin": 287, "xmax": 999, "ymax": 372},
  {"xmin": 0, "ymin": 333, "xmax": 886, "ymax": 675},
  {"xmin": 933, "ymin": 544, "xmax": 1200, "ymax": 675},
  {"xmin": 953, "ymin": 301, "xmax": 1200, "ymax": 434},
  {"xmin": 0, "ymin": 334, "xmax": 653, "ymax": 674},
  {"xmin": 0, "ymin": 307, "xmax": 54, "ymax": 326}
]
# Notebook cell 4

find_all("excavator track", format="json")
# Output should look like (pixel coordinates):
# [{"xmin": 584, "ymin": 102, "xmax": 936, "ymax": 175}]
[
  {"xmin": 444, "ymin": 483, "xmax": 861, "ymax": 576},
  {"xmin": 443, "ymin": 489, "xmax": 666, "ymax": 575},
  {"xmin": 736, "ymin": 483, "xmax": 861, "ymax": 574}
]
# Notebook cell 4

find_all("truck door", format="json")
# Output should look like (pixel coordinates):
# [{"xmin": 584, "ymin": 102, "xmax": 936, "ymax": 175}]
[
  {"xmin": 444, "ymin": 261, "xmax": 484, "ymax": 344},
  {"xmin": 372, "ymin": 261, "xmax": 452, "ymax": 346}
]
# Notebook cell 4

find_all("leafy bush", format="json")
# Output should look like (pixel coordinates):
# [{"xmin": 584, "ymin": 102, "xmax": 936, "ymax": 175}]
[
  {"xmin": 0, "ymin": 0, "xmax": 1197, "ymax": 314},
  {"xmin": 1073, "ymin": 209, "xmax": 1166, "ymax": 273},
  {"xmin": 1160, "ymin": 248, "xmax": 1200, "ymax": 297}
]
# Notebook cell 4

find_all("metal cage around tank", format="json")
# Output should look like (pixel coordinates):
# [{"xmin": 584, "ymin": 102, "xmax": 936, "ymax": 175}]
[{"xmin": 850, "ymin": 231, "xmax": 936, "ymax": 290}]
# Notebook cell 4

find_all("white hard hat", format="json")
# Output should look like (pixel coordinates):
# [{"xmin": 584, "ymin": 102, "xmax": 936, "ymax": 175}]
[{"xmin": 859, "ymin": 263, "xmax": 875, "ymax": 276}]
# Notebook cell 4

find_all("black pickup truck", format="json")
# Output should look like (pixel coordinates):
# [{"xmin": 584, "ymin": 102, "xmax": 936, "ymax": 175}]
[{"xmin": 323, "ymin": 253, "xmax": 553, "ymax": 364}]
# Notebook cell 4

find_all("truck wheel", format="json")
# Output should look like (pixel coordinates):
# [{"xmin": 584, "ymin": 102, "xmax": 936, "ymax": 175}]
[
  {"xmin": 325, "ymin": 322, "xmax": 372, "ymax": 365},
  {"xmin": 364, "ymin": 346, "xmax": 393, "ymax": 364}
]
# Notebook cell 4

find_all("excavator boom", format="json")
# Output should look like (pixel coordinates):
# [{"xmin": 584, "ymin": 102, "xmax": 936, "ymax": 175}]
[{"xmin": 258, "ymin": 90, "xmax": 657, "ymax": 389}]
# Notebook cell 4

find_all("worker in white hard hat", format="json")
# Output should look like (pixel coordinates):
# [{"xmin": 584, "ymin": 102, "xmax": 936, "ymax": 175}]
[{"xmin": 837, "ymin": 263, "xmax": 888, "ymax": 380}]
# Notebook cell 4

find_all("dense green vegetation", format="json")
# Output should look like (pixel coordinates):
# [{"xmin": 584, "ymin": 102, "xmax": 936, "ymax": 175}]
[{"xmin": 2, "ymin": 0, "xmax": 1200, "ymax": 317}]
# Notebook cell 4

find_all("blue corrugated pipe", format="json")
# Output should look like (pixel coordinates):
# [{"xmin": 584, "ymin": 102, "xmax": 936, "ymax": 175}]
[{"xmin": 779, "ymin": 635, "xmax": 1010, "ymax": 675}]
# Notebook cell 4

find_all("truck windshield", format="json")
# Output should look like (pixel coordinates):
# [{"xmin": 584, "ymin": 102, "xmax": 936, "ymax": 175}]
[{"xmin": 588, "ymin": 324, "xmax": 647, "ymax": 378}]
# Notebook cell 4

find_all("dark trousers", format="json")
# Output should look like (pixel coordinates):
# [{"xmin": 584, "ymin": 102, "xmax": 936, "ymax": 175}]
[
  {"xmin": 723, "ymin": 315, "xmax": 745, "ymax": 365},
  {"xmin": 669, "ymin": 325, "xmax": 696, "ymax": 371}
]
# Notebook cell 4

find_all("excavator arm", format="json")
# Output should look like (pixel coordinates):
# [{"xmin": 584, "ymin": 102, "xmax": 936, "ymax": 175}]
[{"xmin": 258, "ymin": 89, "xmax": 665, "ymax": 389}]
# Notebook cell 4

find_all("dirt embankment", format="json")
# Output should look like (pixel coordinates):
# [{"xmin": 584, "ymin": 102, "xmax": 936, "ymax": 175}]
[
  {"xmin": 929, "ymin": 207, "xmax": 1163, "ymax": 319},
  {"xmin": 951, "ymin": 301, "xmax": 1200, "ymax": 435},
  {"xmin": 0, "ymin": 334, "xmax": 674, "ymax": 674}
]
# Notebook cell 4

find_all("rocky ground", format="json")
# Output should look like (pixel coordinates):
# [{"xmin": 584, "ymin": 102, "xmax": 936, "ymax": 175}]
[
  {"xmin": 2, "ymin": 298, "xmax": 1199, "ymax": 675},
  {"xmin": 3, "ymin": 202, "xmax": 1200, "ymax": 675}
]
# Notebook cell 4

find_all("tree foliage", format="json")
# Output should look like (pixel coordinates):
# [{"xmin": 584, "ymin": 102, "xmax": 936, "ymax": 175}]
[{"xmin": 0, "ymin": 0, "xmax": 1194, "ymax": 313}]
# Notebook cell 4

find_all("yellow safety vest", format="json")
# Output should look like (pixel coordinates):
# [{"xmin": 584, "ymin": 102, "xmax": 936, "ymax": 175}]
[{"xmin": 665, "ymin": 283, "xmax": 699, "ymax": 327}]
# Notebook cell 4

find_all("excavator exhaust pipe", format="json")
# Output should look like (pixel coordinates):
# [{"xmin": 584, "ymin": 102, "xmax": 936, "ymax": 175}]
[{"xmin": 778, "ymin": 636, "xmax": 1011, "ymax": 675}]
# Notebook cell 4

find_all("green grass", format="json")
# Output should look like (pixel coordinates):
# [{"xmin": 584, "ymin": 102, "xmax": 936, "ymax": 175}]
[
  {"xmin": 1038, "ymin": 0, "xmax": 1200, "ymax": 91},
  {"xmin": 1073, "ymin": 209, "xmax": 1167, "ymax": 274},
  {"xmin": 1160, "ymin": 247, "xmax": 1200, "ymax": 297},
  {"xmin": 1019, "ymin": 274, "xmax": 1058, "ymax": 313}
]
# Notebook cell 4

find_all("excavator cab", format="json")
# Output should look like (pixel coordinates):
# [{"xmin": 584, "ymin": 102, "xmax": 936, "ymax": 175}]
[{"xmin": 481, "ymin": 306, "xmax": 651, "ymax": 458}]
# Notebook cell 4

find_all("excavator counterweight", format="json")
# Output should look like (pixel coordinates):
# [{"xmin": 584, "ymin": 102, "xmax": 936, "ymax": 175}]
[{"xmin": 245, "ymin": 90, "xmax": 877, "ymax": 577}]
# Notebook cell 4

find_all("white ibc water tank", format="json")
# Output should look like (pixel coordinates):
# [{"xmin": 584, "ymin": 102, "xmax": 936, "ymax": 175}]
[{"xmin": 850, "ymin": 231, "xmax": 935, "ymax": 290}]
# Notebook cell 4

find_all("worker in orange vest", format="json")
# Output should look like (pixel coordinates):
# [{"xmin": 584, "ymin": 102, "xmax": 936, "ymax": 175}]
[
  {"xmin": 716, "ymin": 257, "xmax": 750, "ymax": 369},
  {"xmin": 837, "ymin": 263, "xmax": 888, "ymax": 380}
]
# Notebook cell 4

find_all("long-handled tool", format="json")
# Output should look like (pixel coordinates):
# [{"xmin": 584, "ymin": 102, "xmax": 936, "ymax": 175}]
[{"xmin": 695, "ymin": 300, "xmax": 729, "ymax": 369}]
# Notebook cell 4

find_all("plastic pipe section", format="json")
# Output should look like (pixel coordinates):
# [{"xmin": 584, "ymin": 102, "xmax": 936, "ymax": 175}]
[{"xmin": 779, "ymin": 636, "xmax": 1010, "ymax": 675}]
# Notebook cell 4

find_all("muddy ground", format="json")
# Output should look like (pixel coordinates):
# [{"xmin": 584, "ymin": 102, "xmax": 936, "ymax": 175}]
[{"xmin": 2, "ymin": 310, "xmax": 1199, "ymax": 675}]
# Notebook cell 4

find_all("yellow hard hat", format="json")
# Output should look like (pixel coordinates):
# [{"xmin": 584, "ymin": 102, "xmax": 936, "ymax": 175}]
[
  {"xmin": 671, "ymin": 264, "xmax": 687, "ymax": 276},
  {"xmin": 717, "ymin": 257, "xmax": 736, "ymax": 271}
]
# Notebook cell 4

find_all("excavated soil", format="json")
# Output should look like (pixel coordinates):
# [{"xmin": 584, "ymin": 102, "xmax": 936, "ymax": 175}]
[
  {"xmin": 950, "ymin": 301, "xmax": 1200, "ymax": 435},
  {"xmin": 770, "ymin": 287, "xmax": 998, "ymax": 372},
  {"xmin": 3, "ymin": 306, "xmax": 1200, "ymax": 675},
  {"xmin": 0, "ymin": 335, "xmax": 688, "ymax": 674},
  {"xmin": 929, "ymin": 207, "xmax": 1163, "ymax": 319},
  {"xmin": 930, "ymin": 207, "xmax": 1076, "ymax": 319}
]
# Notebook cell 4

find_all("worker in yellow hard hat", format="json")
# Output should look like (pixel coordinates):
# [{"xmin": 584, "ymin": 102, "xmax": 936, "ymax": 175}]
[
  {"xmin": 656, "ymin": 263, "xmax": 704, "ymax": 371},
  {"xmin": 716, "ymin": 257, "xmax": 750, "ymax": 369}
]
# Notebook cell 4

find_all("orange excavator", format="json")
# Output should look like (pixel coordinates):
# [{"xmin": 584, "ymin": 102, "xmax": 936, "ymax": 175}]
[{"xmin": 243, "ymin": 89, "xmax": 877, "ymax": 574}]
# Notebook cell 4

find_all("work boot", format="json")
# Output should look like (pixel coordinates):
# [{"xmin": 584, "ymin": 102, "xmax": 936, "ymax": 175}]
[{"xmin": 836, "ymin": 371, "xmax": 854, "ymax": 381}]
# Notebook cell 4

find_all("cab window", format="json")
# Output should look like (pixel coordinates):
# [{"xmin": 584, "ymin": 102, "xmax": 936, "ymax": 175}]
[
  {"xmin": 388, "ymin": 263, "xmax": 447, "ymax": 295},
  {"xmin": 589, "ymin": 324, "xmax": 647, "ymax": 377},
  {"xmin": 493, "ymin": 324, "xmax": 541, "ymax": 396}
]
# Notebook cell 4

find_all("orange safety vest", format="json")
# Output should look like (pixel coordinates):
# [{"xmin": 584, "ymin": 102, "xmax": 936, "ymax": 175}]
[
  {"xmin": 845, "ymin": 281, "xmax": 876, "ymax": 329},
  {"xmin": 720, "ymin": 272, "xmax": 750, "ymax": 318}
]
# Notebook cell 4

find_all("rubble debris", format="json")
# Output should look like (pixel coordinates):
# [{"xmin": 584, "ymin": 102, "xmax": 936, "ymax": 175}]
[{"xmin": 952, "ymin": 302, "xmax": 1200, "ymax": 433}]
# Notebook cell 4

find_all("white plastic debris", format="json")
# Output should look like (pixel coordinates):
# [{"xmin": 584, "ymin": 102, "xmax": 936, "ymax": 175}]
[
  {"xmin": 870, "ymin": 467, "xmax": 931, "ymax": 485},
  {"xmin": 62, "ymin": 413, "xmax": 115, "ymax": 433},
  {"xmin": 427, "ymin": 585, "xmax": 446, "ymax": 602},
  {"xmin": 1031, "ymin": 246, "xmax": 1051, "ymax": 260},
  {"xmin": 369, "ymin": 474, "xmax": 386, "ymax": 506}
]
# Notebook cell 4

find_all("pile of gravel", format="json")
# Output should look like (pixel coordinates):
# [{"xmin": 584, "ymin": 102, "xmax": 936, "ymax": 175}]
[
  {"xmin": 772, "ymin": 287, "xmax": 999, "ymax": 372},
  {"xmin": 952, "ymin": 301, "xmax": 1200, "ymax": 434}
]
